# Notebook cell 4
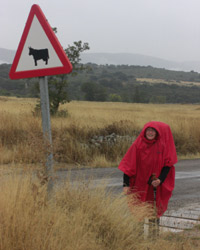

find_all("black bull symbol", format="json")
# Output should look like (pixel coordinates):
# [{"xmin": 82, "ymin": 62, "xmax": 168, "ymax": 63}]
[{"xmin": 28, "ymin": 47, "xmax": 49, "ymax": 66}]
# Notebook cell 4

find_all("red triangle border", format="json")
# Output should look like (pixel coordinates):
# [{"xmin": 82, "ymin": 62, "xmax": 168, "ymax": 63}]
[{"xmin": 9, "ymin": 4, "xmax": 72, "ymax": 79}]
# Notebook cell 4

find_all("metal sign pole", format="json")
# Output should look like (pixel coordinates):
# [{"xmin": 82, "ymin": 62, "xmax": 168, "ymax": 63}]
[{"xmin": 39, "ymin": 76, "xmax": 54, "ymax": 194}]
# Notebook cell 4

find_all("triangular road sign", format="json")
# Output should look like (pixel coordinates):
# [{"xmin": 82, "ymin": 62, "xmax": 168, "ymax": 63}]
[{"xmin": 9, "ymin": 4, "xmax": 72, "ymax": 79}]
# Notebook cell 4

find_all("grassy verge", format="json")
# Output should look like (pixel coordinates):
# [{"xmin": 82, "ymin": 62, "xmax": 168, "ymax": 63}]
[
  {"xmin": 0, "ymin": 171, "xmax": 199, "ymax": 249},
  {"xmin": 0, "ymin": 97, "xmax": 200, "ymax": 167}
]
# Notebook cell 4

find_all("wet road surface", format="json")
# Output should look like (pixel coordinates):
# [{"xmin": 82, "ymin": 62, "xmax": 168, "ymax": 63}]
[{"xmin": 55, "ymin": 158, "xmax": 200, "ymax": 211}]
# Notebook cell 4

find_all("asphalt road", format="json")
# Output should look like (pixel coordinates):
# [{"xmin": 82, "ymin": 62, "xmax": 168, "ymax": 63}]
[
  {"xmin": 168, "ymin": 159, "xmax": 200, "ymax": 209},
  {"xmin": 55, "ymin": 158, "xmax": 200, "ymax": 211}
]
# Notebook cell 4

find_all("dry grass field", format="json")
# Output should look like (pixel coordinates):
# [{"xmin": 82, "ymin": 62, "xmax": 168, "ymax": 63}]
[
  {"xmin": 0, "ymin": 172, "xmax": 199, "ymax": 250},
  {"xmin": 0, "ymin": 96, "xmax": 200, "ymax": 249},
  {"xmin": 137, "ymin": 77, "xmax": 200, "ymax": 87},
  {"xmin": 0, "ymin": 96, "xmax": 200, "ymax": 168}
]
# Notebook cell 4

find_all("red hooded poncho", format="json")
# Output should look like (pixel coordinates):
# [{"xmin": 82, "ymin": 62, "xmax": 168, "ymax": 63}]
[{"xmin": 118, "ymin": 121, "xmax": 177, "ymax": 217}]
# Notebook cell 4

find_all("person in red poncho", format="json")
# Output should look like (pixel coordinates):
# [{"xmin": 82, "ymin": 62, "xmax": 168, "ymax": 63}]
[{"xmin": 118, "ymin": 121, "xmax": 177, "ymax": 217}]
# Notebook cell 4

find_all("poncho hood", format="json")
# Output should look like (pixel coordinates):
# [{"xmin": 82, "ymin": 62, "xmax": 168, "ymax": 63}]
[{"xmin": 140, "ymin": 121, "xmax": 161, "ymax": 144}]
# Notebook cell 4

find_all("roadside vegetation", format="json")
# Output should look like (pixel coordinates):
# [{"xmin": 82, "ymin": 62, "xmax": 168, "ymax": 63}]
[
  {"xmin": 0, "ymin": 171, "xmax": 199, "ymax": 250},
  {"xmin": 0, "ymin": 97, "xmax": 200, "ymax": 168},
  {"xmin": 0, "ymin": 97, "xmax": 200, "ymax": 249},
  {"xmin": 2, "ymin": 63, "xmax": 200, "ymax": 104}
]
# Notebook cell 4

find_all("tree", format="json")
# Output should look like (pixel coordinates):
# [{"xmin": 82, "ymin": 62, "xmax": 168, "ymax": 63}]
[
  {"xmin": 150, "ymin": 95, "xmax": 166, "ymax": 104},
  {"xmin": 34, "ymin": 30, "xmax": 90, "ymax": 115},
  {"xmin": 48, "ymin": 40, "xmax": 90, "ymax": 115},
  {"xmin": 65, "ymin": 41, "xmax": 90, "ymax": 72},
  {"xmin": 95, "ymin": 85, "xmax": 107, "ymax": 101},
  {"xmin": 81, "ymin": 82, "xmax": 96, "ymax": 101},
  {"xmin": 132, "ymin": 86, "xmax": 141, "ymax": 103},
  {"xmin": 81, "ymin": 82, "xmax": 107, "ymax": 101},
  {"xmin": 109, "ymin": 93, "xmax": 122, "ymax": 102}
]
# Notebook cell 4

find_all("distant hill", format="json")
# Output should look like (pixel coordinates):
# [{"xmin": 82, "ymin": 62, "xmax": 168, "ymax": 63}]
[
  {"xmin": 0, "ymin": 48, "xmax": 15, "ymax": 64},
  {"xmin": 81, "ymin": 52, "xmax": 200, "ymax": 72},
  {"xmin": 1, "ymin": 47, "xmax": 200, "ymax": 72},
  {"xmin": 81, "ymin": 52, "xmax": 177, "ymax": 69}
]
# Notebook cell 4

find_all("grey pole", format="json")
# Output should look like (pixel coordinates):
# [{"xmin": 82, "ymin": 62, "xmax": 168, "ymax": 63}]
[{"xmin": 39, "ymin": 76, "xmax": 54, "ymax": 194}]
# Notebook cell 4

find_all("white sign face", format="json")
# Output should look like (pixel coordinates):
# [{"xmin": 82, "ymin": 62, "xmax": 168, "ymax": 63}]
[{"xmin": 16, "ymin": 16, "xmax": 62, "ymax": 72}]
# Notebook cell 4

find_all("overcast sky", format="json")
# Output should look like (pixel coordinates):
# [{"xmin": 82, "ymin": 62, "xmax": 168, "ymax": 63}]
[{"xmin": 2, "ymin": 0, "xmax": 200, "ymax": 62}]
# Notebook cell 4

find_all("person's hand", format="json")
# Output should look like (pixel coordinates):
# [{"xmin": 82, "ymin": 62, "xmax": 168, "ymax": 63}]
[
  {"xmin": 151, "ymin": 179, "xmax": 161, "ymax": 188},
  {"xmin": 123, "ymin": 187, "xmax": 130, "ymax": 195}
]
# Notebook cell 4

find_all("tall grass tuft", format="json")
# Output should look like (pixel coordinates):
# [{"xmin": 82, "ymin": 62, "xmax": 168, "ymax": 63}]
[{"xmin": 0, "ymin": 172, "xmax": 199, "ymax": 250}]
